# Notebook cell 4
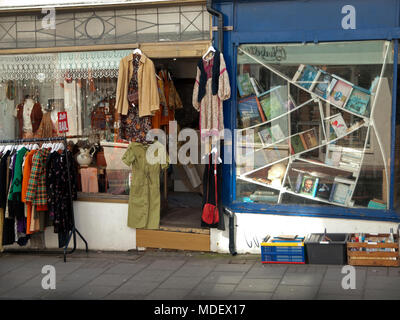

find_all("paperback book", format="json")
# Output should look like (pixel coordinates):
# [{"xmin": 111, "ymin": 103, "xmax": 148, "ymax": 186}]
[
  {"xmin": 237, "ymin": 73, "xmax": 254, "ymax": 97},
  {"xmin": 345, "ymin": 85, "xmax": 370, "ymax": 116},
  {"xmin": 301, "ymin": 128, "xmax": 318, "ymax": 149},
  {"xmin": 329, "ymin": 180, "xmax": 351, "ymax": 205},
  {"xmin": 270, "ymin": 124, "xmax": 286, "ymax": 142},
  {"xmin": 237, "ymin": 95, "xmax": 263, "ymax": 127},
  {"xmin": 293, "ymin": 64, "xmax": 320, "ymax": 90},
  {"xmin": 329, "ymin": 113, "xmax": 348, "ymax": 138},
  {"xmin": 258, "ymin": 86, "xmax": 286, "ymax": 120},
  {"xmin": 290, "ymin": 134, "xmax": 306, "ymax": 154},
  {"xmin": 258, "ymin": 127, "xmax": 273, "ymax": 146},
  {"xmin": 328, "ymin": 77, "xmax": 353, "ymax": 108},
  {"xmin": 315, "ymin": 182, "xmax": 334, "ymax": 200},
  {"xmin": 299, "ymin": 176, "xmax": 319, "ymax": 197},
  {"xmin": 313, "ymin": 71, "xmax": 334, "ymax": 99}
]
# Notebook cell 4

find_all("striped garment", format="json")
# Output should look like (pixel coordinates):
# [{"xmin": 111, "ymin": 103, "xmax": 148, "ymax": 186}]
[{"xmin": 25, "ymin": 148, "xmax": 50, "ymax": 206}]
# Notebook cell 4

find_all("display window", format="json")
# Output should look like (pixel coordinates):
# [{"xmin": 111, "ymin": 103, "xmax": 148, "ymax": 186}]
[
  {"xmin": 0, "ymin": 49, "xmax": 202, "ymax": 206},
  {"xmin": 235, "ymin": 40, "xmax": 394, "ymax": 210}
]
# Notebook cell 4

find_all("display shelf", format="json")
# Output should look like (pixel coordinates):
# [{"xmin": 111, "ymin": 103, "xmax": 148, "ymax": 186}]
[
  {"xmin": 236, "ymin": 42, "xmax": 391, "ymax": 209},
  {"xmin": 295, "ymin": 157, "xmax": 359, "ymax": 174},
  {"xmin": 237, "ymin": 175, "xmax": 283, "ymax": 193},
  {"xmin": 238, "ymin": 47, "xmax": 371, "ymax": 121},
  {"xmin": 237, "ymin": 97, "xmax": 315, "ymax": 132},
  {"xmin": 242, "ymin": 122, "xmax": 365, "ymax": 177}
]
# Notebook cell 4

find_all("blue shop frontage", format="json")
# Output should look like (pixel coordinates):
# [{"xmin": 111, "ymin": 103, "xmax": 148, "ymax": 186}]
[{"xmin": 208, "ymin": 0, "xmax": 400, "ymax": 254}]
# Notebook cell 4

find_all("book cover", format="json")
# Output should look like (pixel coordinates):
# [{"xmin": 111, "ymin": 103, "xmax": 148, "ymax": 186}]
[
  {"xmin": 329, "ymin": 113, "xmax": 348, "ymax": 138},
  {"xmin": 270, "ymin": 124, "xmax": 286, "ymax": 142},
  {"xmin": 237, "ymin": 73, "xmax": 254, "ymax": 97},
  {"xmin": 328, "ymin": 77, "xmax": 353, "ymax": 107},
  {"xmin": 326, "ymin": 150, "xmax": 342, "ymax": 166},
  {"xmin": 367, "ymin": 199, "xmax": 386, "ymax": 210},
  {"xmin": 290, "ymin": 134, "xmax": 306, "ymax": 154},
  {"xmin": 258, "ymin": 86, "xmax": 285, "ymax": 120},
  {"xmin": 330, "ymin": 182, "xmax": 351, "ymax": 205},
  {"xmin": 345, "ymin": 85, "xmax": 370, "ymax": 116},
  {"xmin": 302, "ymin": 128, "xmax": 318, "ymax": 149},
  {"xmin": 312, "ymin": 178, "xmax": 319, "ymax": 197},
  {"xmin": 299, "ymin": 133, "xmax": 308, "ymax": 150},
  {"xmin": 237, "ymin": 95, "xmax": 263, "ymax": 127},
  {"xmin": 316, "ymin": 183, "xmax": 334, "ymax": 200},
  {"xmin": 297, "ymin": 65, "xmax": 319, "ymax": 90},
  {"xmin": 299, "ymin": 175, "xmax": 318, "ymax": 196},
  {"xmin": 294, "ymin": 172, "xmax": 304, "ymax": 193},
  {"xmin": 258, "ymin": 127, "xmax": 273, "ymax": 146},
  {"xmin": 254, "ymin": 95, "xmax": 267, "ymax": 122},
  {"xmin": 313, "ymin": 71, "xmax": 333, "ymax": 99}
]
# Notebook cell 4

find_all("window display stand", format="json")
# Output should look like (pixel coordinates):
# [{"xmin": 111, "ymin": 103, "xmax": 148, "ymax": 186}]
[
  {"xmin": 236, "ymin": 42, "xmax": 391, "ymax": 209},
  {"xmin": 0, "ymin": 136, "xmax": 88, "ymax": 262}
]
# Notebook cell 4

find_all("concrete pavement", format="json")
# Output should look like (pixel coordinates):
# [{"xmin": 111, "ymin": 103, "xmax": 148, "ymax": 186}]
[{"xmin": 0, "ymin": 250, "xmax": 399, "ymax": 300}]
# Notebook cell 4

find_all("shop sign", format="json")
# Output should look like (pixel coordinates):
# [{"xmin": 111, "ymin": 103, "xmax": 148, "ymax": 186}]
[
  {"xmin": 58, "ymin": 112, "xmax": 69, "ymax": 133},
  {"xmin": 239, "ymin": 45, "xmax": 287, "ymax": 62}
]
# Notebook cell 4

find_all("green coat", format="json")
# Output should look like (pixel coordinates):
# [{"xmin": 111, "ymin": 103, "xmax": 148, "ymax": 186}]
[{"xmin": 122, "ymin": 141, "xmax": 169, "ymax": 229}]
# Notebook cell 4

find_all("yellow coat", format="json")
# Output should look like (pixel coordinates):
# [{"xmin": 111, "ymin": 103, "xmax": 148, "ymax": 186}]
[{"xmin": 115, "ymin": 53, "xmax": 160, "ymax": 117}]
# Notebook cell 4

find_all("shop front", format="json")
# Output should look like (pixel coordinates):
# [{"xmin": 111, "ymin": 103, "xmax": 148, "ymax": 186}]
[
  {"xmin": 209, "ymin": 0, "xmax": 400, "ymax": 254},
  {"xmin": 0, "ymin": 0, "xmax": 215, "ymax": 253},
  {"xmin": 2, "ymin": 0, "xmax": 400, "ymax": 256}
]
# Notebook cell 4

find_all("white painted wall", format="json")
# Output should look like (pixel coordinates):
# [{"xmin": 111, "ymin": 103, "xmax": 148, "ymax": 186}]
[
  {"xmin": 44, "ymin": 201, "xmax": 136, "ymax": 251},
  {"xmin": 211, "ymin": 212, "xmax": 400, "ymax": 254}
]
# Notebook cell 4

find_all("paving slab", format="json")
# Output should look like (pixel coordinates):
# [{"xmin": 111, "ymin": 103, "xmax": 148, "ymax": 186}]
[
  {"xmin": 68, "ymin": 285, "xmax": 119, "ymax": 300},
  {"xmin": 202, "ymin": 271, "xmax": 246, "ymax": 284},
  {"xmin": 245, "ymin": 264, "xmax": 288, "ymax": 279},
  {"xmin": 272, "ymin": 285, "xmax": 319, "ymax": 300},
  {"xmin": 158, "ymin": 276, "xmax": 203, "ymax": 290},
  {"xmin": 280, "ymin": 272, "xmax": 324, "ymax": 286},
  {"xmin": 144, "ymin": 288, "xmax": 191, "ymax": 300},
  {"xmin": 186, "ymin": 283, "xmax": 236, "ymax": 299},
  {"xmin": 236, "ymin": 278, "xmax": 280, "ymax": 292},
  {"xmin": 363, "ymin": 289, "xmax": 400, "ymax": 300}
]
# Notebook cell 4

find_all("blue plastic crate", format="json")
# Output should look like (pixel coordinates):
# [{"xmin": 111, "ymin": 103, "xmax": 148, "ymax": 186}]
[{"xmin": 261, "ymin": 242, "xmax": 305, "ymax": 264}]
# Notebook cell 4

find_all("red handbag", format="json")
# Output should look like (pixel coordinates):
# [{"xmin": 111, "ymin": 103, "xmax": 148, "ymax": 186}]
[{"xmin": 201, "ymin": 156, "xmax": 219, "ymax": 225}]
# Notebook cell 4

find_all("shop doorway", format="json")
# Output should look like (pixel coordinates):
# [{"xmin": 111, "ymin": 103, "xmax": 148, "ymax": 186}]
[{"xmin": 152, "ymin": 58, "xmax": 206, "ymax": 231}]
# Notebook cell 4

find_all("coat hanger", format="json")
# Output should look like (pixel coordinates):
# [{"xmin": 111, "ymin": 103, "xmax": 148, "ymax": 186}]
[
  {"xmin": 202, "ymin": 45, "xmax": 216, "ymax": 60},
  {"xmin": 133, "ymin": 48, "xmax": 142, "ymax": 55}
]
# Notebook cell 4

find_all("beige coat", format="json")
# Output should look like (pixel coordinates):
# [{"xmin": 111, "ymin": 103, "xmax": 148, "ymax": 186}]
[{"xmin": 116, "ymin": 53, "xmax": 160, "ymax": 117}]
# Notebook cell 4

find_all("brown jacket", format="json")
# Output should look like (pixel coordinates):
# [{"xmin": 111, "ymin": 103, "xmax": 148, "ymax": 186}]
[
  {"xmin": 115, "ymin": 53, "xmax": 160, "ymax": 117},
  {"xmin": 16, "ymin": 101, "xmax": 43, "ymax": 138}
]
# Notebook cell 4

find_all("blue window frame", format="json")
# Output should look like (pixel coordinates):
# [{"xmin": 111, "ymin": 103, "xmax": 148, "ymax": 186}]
[{"xmin": 213, "ymin": 0, "xmax": 400, "ymax": 222}]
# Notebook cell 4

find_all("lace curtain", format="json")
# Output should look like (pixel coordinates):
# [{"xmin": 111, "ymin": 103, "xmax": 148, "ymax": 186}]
[{"xmin": 0, "ymin": 49, "xmax": 131, "ymax": 81}]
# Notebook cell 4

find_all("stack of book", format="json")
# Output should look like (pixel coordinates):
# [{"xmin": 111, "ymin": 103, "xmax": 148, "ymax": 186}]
[{"xmin": 338, "ymin": 147, "xmax": 362, "ymax": 171}]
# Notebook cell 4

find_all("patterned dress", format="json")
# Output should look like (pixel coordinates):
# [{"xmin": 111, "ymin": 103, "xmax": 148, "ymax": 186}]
[{"xmin": 119, "ymin": 54, "xmax": 152, "ymax": 144}]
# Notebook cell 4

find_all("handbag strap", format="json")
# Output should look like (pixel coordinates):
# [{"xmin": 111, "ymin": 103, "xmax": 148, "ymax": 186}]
[{"xmin": 214, "ymin": 153, "xmax": 218, "ymax": 208}]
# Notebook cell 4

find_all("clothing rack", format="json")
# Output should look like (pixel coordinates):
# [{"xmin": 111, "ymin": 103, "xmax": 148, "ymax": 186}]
[{"xmin": 0, "ymin": 136, "xmax": 88, "ymax": 262}]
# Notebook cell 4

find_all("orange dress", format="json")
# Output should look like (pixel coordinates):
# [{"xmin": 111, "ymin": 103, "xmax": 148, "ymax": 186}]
[
  {"xmin": 152, "ymin": 70, "xmax": 183, "ymax": 131},
  {"xmin": 21, "ymin": 149, "xmax": 36, "ymax": 235}
]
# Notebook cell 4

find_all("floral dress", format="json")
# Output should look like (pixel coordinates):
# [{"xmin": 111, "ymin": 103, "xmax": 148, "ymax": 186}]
[{"xmin": 119, "ymin": 54, "xmax": 152, "ymax": 144}]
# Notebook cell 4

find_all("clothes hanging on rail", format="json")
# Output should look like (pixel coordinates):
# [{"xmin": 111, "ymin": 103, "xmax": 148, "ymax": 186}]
[
  {"xmin": 46, "ymin": 149, "xmax": 77, "ymax": 248},
  {"xmin": 0, "ymin": 141, "xmax": 77, "ymax": 248},
  {"xmin": 192, "ymin": 50, "xmax": 231, "ymax": 140},
  {"xmin": 122, "ymin": 141, "xmax": 169, "ymax": 229}
]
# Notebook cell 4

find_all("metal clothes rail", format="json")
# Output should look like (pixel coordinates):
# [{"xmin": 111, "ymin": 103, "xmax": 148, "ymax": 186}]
[{"xmin": 0, "ymin": 136, "xmax": 88, "ymax": 262}]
